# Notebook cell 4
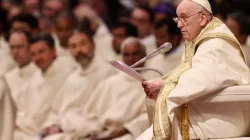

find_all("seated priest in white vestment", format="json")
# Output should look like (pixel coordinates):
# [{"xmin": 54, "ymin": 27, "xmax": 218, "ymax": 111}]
[
  {"xmin": 78, "ymin": 37, "xmax": 151, "ymax": 140},
  {"xmin": 52, "ymin": 11, "xmax": 78, "ymax": 68},
  {"xmin": 74, "ymin": 4, "xmax": 116, "ymax": 61},
  {"xmin": 4, "ymin": 30, "xmax": 39, "ymax": 107},
  {"xmin": 225, "ymin": 11, "xmax": 250, "ymax": 68},
  {"xmin": 147, "ymin": 18, "xmax": 184, "ymax": 75},
  {"xmin": 38, "ymin": 30, "xmax": 117, "ymax": 140},
  {"xmin": 111, "ymin": 22, "xmax": 139, "ymax": 61},
  {"xmin": 0, "ymin": 77, "xmax": 16, "ymax": 140},
  {"xmin": 13, "ymin": 32, "xmax": 76, "ymax": 140},
  {"xmin": 137, "ymin": 0, "xmax": 250, "ymax": 140}
]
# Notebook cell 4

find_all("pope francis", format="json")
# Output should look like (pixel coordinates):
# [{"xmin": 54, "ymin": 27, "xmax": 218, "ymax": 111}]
[{"xmin": 138, "ymin": 0, "xmax": 250, "ymax": 140}]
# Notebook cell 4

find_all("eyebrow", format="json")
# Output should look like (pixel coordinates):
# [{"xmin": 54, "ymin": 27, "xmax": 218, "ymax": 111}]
[{"xmin": 178, "ymin": 13, "xmax": 188, "ymax": 17}]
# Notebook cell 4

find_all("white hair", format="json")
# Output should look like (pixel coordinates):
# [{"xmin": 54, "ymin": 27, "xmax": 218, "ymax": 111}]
[{"xmin": 120, "ymin": 37, "xmax": 146, "ymax": 55}]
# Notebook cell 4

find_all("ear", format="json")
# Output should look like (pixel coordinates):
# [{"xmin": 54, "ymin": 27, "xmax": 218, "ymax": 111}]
[
  {"xmin": 200, "ymin": 13, "xmax": 207, "ymax": 27},
  {"xmin": 51, "ymin": 48, "xmax": 57, "ymax": 58}
]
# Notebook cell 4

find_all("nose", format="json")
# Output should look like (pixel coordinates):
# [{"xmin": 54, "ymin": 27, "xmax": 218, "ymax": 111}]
[
  {"xmin": 177, "ymin": 20, "xmax": 184, "ymax": 28},
  {"xmin": 11, "ymin": 48, "xmax": 18, "ymax": 56},
  {"xmin": 32, "ymin": 54, "xmax": 41, "ymax": 64},
  {"xmin": 128, "ymin": 55, "xmax": 134, "ymax": 64},
  {"xmin": 74, "ymin": 46, "xmax": 85, "ymax": 56}
]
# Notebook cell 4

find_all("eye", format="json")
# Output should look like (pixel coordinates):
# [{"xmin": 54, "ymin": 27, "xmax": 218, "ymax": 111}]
[{"xmin": 182, "ymin": 16, "xmax": 188, "ymax": 22}]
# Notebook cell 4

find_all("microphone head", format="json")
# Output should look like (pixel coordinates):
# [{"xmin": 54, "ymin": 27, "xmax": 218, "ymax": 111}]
[{"xmin": 159, "ymin": 42, "xmax": 172, "ymax": 53}]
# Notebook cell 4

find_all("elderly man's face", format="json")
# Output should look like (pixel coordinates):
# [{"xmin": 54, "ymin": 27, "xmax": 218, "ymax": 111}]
[
  {"xmin": 122, "ymin": 42, "xmax": 145, "ymax": 67},
  {"xmin": 68, "ymin": 33, "xmax": 95, "ymax": 68},
  {"xmin": 175, "ymin": 0, "xmax": 203, "ymax": 41}
]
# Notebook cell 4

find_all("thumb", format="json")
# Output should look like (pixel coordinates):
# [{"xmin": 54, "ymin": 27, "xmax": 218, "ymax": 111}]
[{"xmin": 142, "ymin": 81, "xmax": 150, "ymax": 88}]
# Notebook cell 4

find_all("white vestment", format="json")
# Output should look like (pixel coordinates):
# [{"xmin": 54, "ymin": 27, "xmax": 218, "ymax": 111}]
[
  {"xmin": 137, "ymin": 19, "xmax": 250, "ymax": 140},
  {"xmin": 81, "ymin": 72, "xmax": 150, "ymax": 140},
  {"xmin": 94, "ymin": 21, "xmax": 116, "ymax": 61},
  {"xmin": 114, "ymin": 53, "xmax": 122, "ymax": 61},
  {"xmin": 0, "ymin": 36, "xmax": 16, "ymax": 76},
  {"xmin": 246, "ymin": 35, "xmax": 250, "ymax": 48},
  {"xmin": 0, "ymin": 77, "xmax": 16, "ymax": 140},
  {"xmin": 4, "ymin": 62, "xmax": 39, "ymax": 105},
  {"xmin": 146, "ymin": 42, "xmax": 185, "ymax": 77},
  {"xmin": 13, "ymin": 57, "xmax": 76, "ymax": 140},
  {"xmin": 52, "ymin": 34, "xmax": 79, "ymax": 69},
  {"xmin": 140, "ymin": 34, "xmax": 157, "ymax": 55},
  {"xmin": 43, "ymin": 55, "xmax": 117, "ymax": 140},
  {"xmin": 241, "ymin": 44, "xmax": 250, "ymax": 68}
]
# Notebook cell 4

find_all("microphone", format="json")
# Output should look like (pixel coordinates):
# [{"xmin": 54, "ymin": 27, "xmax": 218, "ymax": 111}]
[{"xmin": 130, "ymin": 42, "xmax": 172, "ymax": 68}]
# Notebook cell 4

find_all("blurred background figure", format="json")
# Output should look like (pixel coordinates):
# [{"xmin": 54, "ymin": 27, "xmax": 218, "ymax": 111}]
[
  {"xmin": 53, "ymin": 11, "xmax": 76, "ymax": 55},
  {"xmin": 147, "ymin": 18, "xmax": 183, "ymax": 78},
  {"xmin": 7, "ymin": 3, "xmax": 23, "ymax": 20},
  {"xmin": 226, "ymin": 11, "xmax": 250, "ymax": 68},
  {"xmin": 9, "ymin": 13, "xmax": 39, "ymax": 35},
  {"xmin": 152, "ymin": 2, "xmax": 175, "ymax": 23},
  {"xmin": 131, "ymin": 6, "xmax": 157, "ymax": 54},
  {"xmin": 0, "ymin": 5, "xmax": 16, "ymax": 76},
  {"xmin": 41, "ymin": 0, "xmax": 65, "ymax": 20},
  {"xmin": 74, "ymin": 4, "xmax": 115, "ymax": 61},
  {"xmin": 22, "ymin": 0, "xmax": 40, "ymax": 17},
  {"xmin": 111, "ymin": 21, "xmax": 138, "ymax": 60}
]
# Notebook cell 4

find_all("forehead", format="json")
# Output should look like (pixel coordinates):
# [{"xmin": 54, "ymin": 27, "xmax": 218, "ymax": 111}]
[
  {"xmin": 124, "ymin": 42, "xmax": 141, "ymax": 52},
  {"xmin": 112, "ymin": 27, "xmax": 126, "ymax": 33},
  {"xmin": 30, "ymin": 41, "xmax": 49, "ymax": 50},
  {"xmin": 156, "ymin": 25, "xmax": 168, "ymax": 32},
  {"xmin": 10, "ymin": 32, "xmax": 27, "ymax": 41},
  {"xmin": 69, "ymin": 33, "xmax": 89, "ymax": 43},
  {"xmin": 12, "ymin": 21, "xmax": 30, "ymax": 28},
  {"xmin": 132, "ymin": 8, "xmax": 149, "ymax": 18},
  {"xmin": 176, "ymin": 0, "xmax": 196, "ymax": 16},
  {"xmin": 56, "ymin": 18, "xmax": 73, "ymax": 28}
]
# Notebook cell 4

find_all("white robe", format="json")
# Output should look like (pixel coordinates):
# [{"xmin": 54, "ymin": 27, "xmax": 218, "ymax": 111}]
[
  {"xmin": 94, "ymin": 21, "xmax": 116, "ymax": 61},
  {"xmin": 4, "ymin": 62, "xmax": 39, "ymax": 105},
  {"xmin": 146, "ymin": 42, "xmax": 185, "ymax": 78},
  {"xmin": 43, "ymin": 55, "xmax": 117, "ymax": 140},
  {"xmin": 137, "ymin": 22, "xmax": 250, "ymax": 140},
  {"xmin": 0, "ymin": 77, "xmax": 16, "ymax": 140},
  {"xmin": 241, "ymin": 44, "xmax": 250, "ymax": 68},
  {"xmin": 13, "ymin": 57, "xmax": 76, "ymax": 140},
  {"xmin": 0, "ymin": 36, "xmax": 16, "ymax": 76},
  {"xmin": 81, "ymin": 72, "xmax": 150, "ymax": 139},
  {"xmin": 140, "ymin": 34, "xmax": 157, "ymax": 55},
  {"xmin": 52, "ymin": 34, "xmax": 79, "ymax": 69}
]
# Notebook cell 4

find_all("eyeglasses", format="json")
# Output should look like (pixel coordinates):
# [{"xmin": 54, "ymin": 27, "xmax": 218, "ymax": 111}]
[{"xmin": 173, "ymin": 12, "xmax": 202, "ymax": 24}]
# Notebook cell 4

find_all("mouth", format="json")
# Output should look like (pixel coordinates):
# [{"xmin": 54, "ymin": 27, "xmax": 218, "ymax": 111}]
[{"xmin": 35, "ymin": 60, "xmax": 43, "ymax": 67}]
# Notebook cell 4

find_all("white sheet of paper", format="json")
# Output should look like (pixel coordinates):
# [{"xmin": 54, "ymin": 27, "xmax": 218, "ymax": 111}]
[{"xmin": 110, "ymin": 61, "xmax": 145, "ymax": 82}]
